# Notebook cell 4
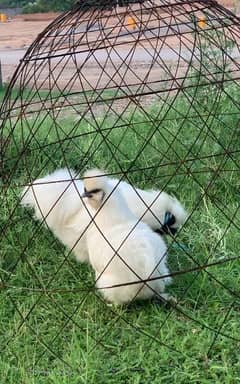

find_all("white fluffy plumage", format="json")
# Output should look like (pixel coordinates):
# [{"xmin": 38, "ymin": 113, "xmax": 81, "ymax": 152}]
[
  {"xmin": 109, "ymin": 177, "xmax": 187, "ymax": 234},
  {"xmin": 21, "ymin": 168, "xmax": 187, "ymax": 263},
  {"xmin": 21, "ymin": 168, "xmax": 90, "ymax": 262},
  {"xmin": 82, "ymin": 168, "xmax": 172, "ymax": 305}
]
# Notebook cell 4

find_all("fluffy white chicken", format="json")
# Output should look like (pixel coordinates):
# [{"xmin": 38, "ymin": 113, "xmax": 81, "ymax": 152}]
[
  {"xmin": 82, "ymin": 168, "xmax": 172, "ymax": 305},
  {"xmin": 21, "ymin": 168, "xmax": 90, "ymax": 262},
  {"xmin": 21, "ymin": 168, "xmax": 187, "ymax": 263},
  {"xmin": 109, "ymin": 177, "xmax": 187, "ymax": 236}
]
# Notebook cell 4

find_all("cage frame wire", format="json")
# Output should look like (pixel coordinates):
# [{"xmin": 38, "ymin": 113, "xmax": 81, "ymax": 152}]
[{"xmin": 0, "ymin": 0, "xmax": 240, "ymax": 375}]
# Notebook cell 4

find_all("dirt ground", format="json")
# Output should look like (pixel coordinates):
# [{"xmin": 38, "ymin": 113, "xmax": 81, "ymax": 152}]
[
  {"xmin": 0, "ymin": 0, "xmax": 239, "ymax": 85},
  {"xmin": 0, "ymin": 1, "xmax": 238, "ymax": 51},
  {"xmin": 0, "ymin": 12, "xmax": 60, "ymax": 51}
]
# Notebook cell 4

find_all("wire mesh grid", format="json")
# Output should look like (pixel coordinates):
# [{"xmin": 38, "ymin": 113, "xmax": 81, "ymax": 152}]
[{"xmin": 0, "ymin": 0, "xmax": 240, "ymax": 380}]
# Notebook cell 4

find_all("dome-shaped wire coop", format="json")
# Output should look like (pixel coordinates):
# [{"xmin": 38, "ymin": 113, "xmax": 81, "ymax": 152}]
[{"xmin": 0, "ymin": 0, "xmax": 240, "ymax": 380}]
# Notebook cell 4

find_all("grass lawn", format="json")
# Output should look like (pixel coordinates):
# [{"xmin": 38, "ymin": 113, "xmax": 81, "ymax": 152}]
[{"xmin": 0, "ymin": 79, "xmax": 240, "ymax": 383}]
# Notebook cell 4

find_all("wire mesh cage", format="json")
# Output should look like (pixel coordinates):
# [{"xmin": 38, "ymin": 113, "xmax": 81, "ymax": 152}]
[{"xmin": 0, "ymin": 0, "xmax": 240, "ymax": 380}]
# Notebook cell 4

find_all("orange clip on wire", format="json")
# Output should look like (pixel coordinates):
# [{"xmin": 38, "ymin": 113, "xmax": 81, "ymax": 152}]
[{"xmin": 198, "ymin": 15, "xmax": 206, "ymax": 29}]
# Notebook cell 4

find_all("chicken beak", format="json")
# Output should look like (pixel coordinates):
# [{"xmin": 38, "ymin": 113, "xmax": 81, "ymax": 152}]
[
  {"xmin": 82, "ymin": 189, "xmax": 92, "ymax": 198},
  {"xmin": 169, "ymin": 227, "xmax": 177, "ymax": 235}
]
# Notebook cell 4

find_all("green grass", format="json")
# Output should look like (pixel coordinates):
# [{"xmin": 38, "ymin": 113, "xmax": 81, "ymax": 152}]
[{"xmin": 1, "ymin": 82, "xmax": 240, "ymax": 383}]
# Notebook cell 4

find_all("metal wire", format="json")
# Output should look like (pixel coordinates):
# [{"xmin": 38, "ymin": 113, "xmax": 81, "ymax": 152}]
[{"xmin": 0, "ymin": 0, "xmax": 240, "ymax": 377}]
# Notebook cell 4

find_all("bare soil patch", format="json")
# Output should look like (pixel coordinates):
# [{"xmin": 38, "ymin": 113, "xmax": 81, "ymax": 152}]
[
  {"xmin": 0, "ymin": 13, "xmax": 60, "ymax": 51},
  {"xmin": 0, "ymin": 1, "xmax": 239, "ymax": 85},
  {"xmin": 0, "ymin": 1, "xmax": 238, "ymax": 51}
]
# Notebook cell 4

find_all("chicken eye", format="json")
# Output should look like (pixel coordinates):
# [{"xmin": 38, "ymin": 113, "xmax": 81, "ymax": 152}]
[{"xmin": 89, "ymin": 188, "xmax": 102, "ymax": 194}]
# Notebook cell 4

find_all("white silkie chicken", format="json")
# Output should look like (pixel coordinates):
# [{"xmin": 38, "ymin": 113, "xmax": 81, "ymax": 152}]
[
  {"xmin": 82, "ymin": 168, "xmax": 172, "ymax": 305},
  {"xmin": 21, "ymin": 168, "xmax": 187, "ymax": 263},
  {"xmin": 83, "ymin": 169, "xmax": 171, "ymax": 304},
  {"xmin": 110, "ymin": 177, "xmax": 187, "ymax": 236},
  {"xmin": 21, "ymin": 168, "xmax": 90, "ymax": 262}
]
